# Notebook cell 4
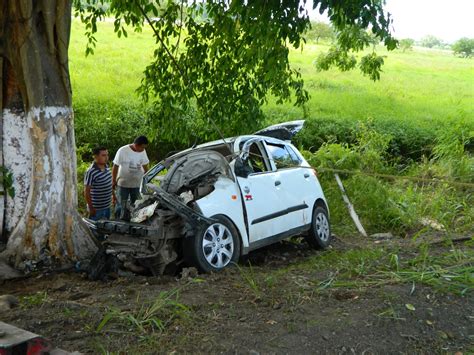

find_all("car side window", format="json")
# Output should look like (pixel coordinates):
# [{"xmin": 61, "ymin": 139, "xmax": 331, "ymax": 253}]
[
  {"xmin": 247, "ymin": 143, "xmax": 270, "ymax": 173},
  {"xmin": 266, "ymin": 143, "xmax": 301, "ymax": 170},
  {"xmin": 287, "ymin": 145, "xmax": 302, "ymax": 165}
]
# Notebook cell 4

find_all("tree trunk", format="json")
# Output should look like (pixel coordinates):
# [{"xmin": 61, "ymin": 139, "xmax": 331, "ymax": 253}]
[
  {"xmin": 0, "ymin": 57, "xmax": 4, "ymax": 244},
  {"xmin": 0, "ymin": 0, "xmax": 96, "ymax": 267}
]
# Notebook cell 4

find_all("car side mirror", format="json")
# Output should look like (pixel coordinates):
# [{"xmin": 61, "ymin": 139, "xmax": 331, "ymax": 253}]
[{"xmin": 234, "ymin": 157, "xmax": 252, "ymax": 178}]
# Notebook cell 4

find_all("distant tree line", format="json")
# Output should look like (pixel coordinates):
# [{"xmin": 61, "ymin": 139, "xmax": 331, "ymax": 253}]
[{"xmin": 395, "ymin": 35, "xmax": 473, "ymax": 58}]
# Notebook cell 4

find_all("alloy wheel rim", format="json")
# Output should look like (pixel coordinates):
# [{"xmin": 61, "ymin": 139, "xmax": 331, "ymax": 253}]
[
  {"xmin": 315, "ymin": 213, "xmax": 330, "ymax": 242},
  {"xmin": 202, "ymin": 223, "xmax": 234, "ymax": 268}
]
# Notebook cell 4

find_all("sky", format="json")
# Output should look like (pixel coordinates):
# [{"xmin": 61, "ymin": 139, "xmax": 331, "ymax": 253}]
[{"xmin": 307, "ymin": 0, "xmax": 474, "ymax": 43}]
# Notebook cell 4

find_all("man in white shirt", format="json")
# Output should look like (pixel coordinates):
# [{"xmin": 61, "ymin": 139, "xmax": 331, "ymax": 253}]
[{"xmin": 112, "ymin": 136, "xmax": 150, "ymax": 220}]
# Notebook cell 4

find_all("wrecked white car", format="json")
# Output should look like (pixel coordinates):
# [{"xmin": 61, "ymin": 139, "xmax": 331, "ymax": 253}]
[{"xmin": 83, "ymin": 121, "xmax": 331, "ymax": 277}]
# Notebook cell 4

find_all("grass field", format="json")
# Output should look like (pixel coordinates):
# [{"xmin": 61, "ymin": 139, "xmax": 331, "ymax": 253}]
[{"xmin": 70, "ymin": 19, "xmax": 473, "ymax": 143}]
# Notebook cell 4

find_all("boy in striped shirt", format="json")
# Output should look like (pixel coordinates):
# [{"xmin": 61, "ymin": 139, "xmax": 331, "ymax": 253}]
[{"xmin": 84, "ymin": 147, "xmax": 113, "ymax": 220}]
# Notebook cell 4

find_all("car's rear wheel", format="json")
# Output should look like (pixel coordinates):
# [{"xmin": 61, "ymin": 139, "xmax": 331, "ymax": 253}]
[
  {"xmin": 184, "ymin": 215, "xmax": 241, "ymax": 273},
  {"xmin": 305, "ymin": 205, "xmax": 331, "ymax": 249}
]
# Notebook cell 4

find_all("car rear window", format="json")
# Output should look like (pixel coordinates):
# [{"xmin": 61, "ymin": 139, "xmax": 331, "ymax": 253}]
[{"xmin": 266, "ymin": 143, "xmax": 302, "ymax": 169}]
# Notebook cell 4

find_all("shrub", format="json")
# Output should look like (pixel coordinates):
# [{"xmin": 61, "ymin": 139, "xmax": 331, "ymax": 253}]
[
  {"xmin": 452, "ymin": 37, "xmax": 474, "ymax": 58},
  {"xmin": 399, "ymin": 38, "xmax": 414, "ymax": 52},
  {"xmin": 303, "ymin": 124, "xmax": 473, "ymax": 236},
  {"xmin": 295, "ymin": 117, "xmax": 436, "ymax": 162}
]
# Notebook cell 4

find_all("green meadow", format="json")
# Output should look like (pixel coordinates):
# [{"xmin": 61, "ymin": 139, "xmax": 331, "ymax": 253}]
[
  {"xmin": 70, "ymin": 19, "xmax": 473, "ymax": 148},
  {"xmin": 70, "ymin": 20, "xmax": 473, "ymax": 236}
]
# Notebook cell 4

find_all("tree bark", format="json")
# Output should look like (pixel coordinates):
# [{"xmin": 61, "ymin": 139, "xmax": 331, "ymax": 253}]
[
  {"xmin": 0, "ymin": 0, "xmax": 96, "ymax": 267},
  {"xmin": 0, "ymin": 57, "xmax": 4, "ymax": 243}
]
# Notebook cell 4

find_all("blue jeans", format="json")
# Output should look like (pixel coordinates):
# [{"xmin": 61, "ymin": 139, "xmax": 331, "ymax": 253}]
[
  {"xmin": 90, "ymin": 208, "xmax": 111, "ymax": 221},
  {"xmin": 117, "ymin": 186, "xmax": 141, "ymax": 220}
]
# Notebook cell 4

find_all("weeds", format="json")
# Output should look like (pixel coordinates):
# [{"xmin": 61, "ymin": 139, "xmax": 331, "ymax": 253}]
[
  {"xmin": 377, "ymin": 302, "xmax": 406, "ymax": 321},
  {"xmin": 96, "ymin": 288, "xmax": 190, "ymax": 334},
  {"xmin": 20, "ymin": 291, "xmax": 48, "ymax": 309},
  {"xmin": 236, "ymin": 262, "xmax": 262, "ymax": 298},
  {"xmin": 307, "ymin": 245, "xmax": 474, "ymax": 295},
  {"xmin": 270, "ymin": 244, "xmax": 472, "ymax": 296}
]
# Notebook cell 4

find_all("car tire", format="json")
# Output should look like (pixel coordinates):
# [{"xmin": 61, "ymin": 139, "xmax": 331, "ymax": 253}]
[
  {"xmin": 183, "ymin": 215, "xmax": 241, "ymax": 273},
  {"xmin": 305, "ymin": 205, "xmax": 331, "ymax": 249}
]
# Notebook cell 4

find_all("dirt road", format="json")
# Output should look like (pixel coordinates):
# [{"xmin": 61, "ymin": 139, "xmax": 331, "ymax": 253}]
[{"xmin": 1, "ymin": 236, "xmax": 472, "ymax": 354}]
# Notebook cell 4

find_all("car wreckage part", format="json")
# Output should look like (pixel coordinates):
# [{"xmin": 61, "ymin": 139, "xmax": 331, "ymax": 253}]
[
  {"xmin": 84, "ymin": 185, "xmax": 218, "ymax": 279},
  {"xmin": 183, "ymin": 214, "xmax": 241, "ymax": 273},
  {"xmin": 0, "ymin": 321, "xmax": 69, "ymax": 354},
  {"xmin": 150, "ymin": 150, "xmax": 234, "ymax": 196},
  {"xmin": 88, "ymin": 186, "xmax": 215, "ymax": 238}
]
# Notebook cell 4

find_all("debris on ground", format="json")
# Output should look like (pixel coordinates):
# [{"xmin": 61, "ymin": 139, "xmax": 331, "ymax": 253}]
[
  {"xmin": 0, "ymin": 321, "xmax": 80, "ymax": 354},
  {"xmin": 0, "ymin": 260, "xmax": 22, "ymax": 280},
  {"xmin": 420, "ymin": 217, "xmax": 446, "ymax": 231},
  {"xmin": 0, "ymin": 295, "xmax": 18, "ymax": 312},
  {"xmin": 179, "ymin": 267, "xmax": 198, "ymax": 281},
  {"xmin": 370, "ymin": 232, "xmax": 394, "ymax": 240}
]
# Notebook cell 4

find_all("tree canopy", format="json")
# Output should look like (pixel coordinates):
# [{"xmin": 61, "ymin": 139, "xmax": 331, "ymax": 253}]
[
  {"xmin": 452, "ymin": 37, "xmax": 474, "ymax": 58},
  {"xmin": 305, "ymin": 21, "xmax": 335, "ymax": 43},
  {"xmin": 399, "ymin": 38, "xmax": 414, "ymax": 52},
  {"xmin": 419, "ymin": 35, "xmax": 442, "ymax": 49},
  {"xmin": 73, "ymin": 0, "xmax": 397, "ymax": 143}
]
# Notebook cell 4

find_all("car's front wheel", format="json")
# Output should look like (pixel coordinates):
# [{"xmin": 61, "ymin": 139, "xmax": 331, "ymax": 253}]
[
  {"xmin": 305, "ymin": 205, "xmax": 331, "ymax": 249},
  {"xmin": 184, "ymin": 215, "xmax": 241, "ymax": 273}
]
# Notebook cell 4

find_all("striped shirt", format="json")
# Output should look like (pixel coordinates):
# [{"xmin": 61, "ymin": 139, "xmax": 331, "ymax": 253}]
[{"xmin": 84, "ymin": 163, "xmax": 112, "ymax": 209}]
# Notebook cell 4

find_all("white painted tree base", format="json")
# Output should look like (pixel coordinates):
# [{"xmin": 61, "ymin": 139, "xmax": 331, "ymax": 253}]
[{"xmin": 2, "ymin": 107, "xmax": 96, "ymax": 267}]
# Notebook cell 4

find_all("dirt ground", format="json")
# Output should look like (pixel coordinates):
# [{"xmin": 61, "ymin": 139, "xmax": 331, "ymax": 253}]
[{"xmin": 1, "ymin": 236, "xmax": 472, "ymax": 354}]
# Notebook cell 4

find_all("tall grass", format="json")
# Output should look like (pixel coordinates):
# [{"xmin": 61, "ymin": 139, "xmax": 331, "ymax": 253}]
[
  {"xmin": 318, "ymin": 246, "xmax": 473, "ymax": 296},
  {"xmin": 96, "ymin": 289, "xmax": 189, "ymax": 334},
  {"xmin": 275, "ymin": 245, "xmax": 473, "ymax": 296}
]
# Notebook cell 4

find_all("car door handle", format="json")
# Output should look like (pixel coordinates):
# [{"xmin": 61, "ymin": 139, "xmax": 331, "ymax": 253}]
[
  {"xmin": 304, "ymin": 173, "xmax": 310, "ymax": 178},
  {"xmin": 275, "ymin": 180, "xmax": 281, "ymax": 186}
]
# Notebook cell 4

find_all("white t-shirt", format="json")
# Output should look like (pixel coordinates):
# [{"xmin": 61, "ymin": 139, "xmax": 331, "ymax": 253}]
[{"xmin": 113, "ymin": 145, "xmax": 150, "ymax": 188}]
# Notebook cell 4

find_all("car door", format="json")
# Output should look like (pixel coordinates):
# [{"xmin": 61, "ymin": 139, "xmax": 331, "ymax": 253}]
[
  {"xmin": 235, "ymin": 139, "xmax": 289, "ymax": 243},
  {"xmin": 264, "ymin": 141, "xmax": 312, "ymax": 230}
]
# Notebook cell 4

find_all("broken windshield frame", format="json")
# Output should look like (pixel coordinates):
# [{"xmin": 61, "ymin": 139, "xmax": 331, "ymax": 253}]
[{"xmin": 141, "ymin": 162, "xmax": 166, "ymax": 194}]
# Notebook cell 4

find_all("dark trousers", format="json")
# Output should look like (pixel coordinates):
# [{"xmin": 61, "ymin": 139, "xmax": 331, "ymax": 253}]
[{"xmin": 117, "ymin": 186, "xmax": 140, "ymax": 220}]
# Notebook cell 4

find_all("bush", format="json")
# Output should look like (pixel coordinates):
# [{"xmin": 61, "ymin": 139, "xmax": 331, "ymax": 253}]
[
  {"xmin": 303, "ymin": 124, "xmax": 473, "ymax": 236},
  {"xmin": 452, "ymin": 37, "xmax": 474, "ymax": 58},
  {"xmin": 74, "ymin": 100, "xmax": 166, "ymax": 161},
  {"xmin": 431, "ymin": 118, "xmax": 474, "ymax": 181},
  {"xmin": 419, "ymin": 35, "xmax": 442, "ymax": 49},
  {"xmin": 399, "ymin": 38, "xmax": 414, "ymax": 52},
  {"xmin": 295, "ymin": 117, "xmax": 436, "ymax": 162}
]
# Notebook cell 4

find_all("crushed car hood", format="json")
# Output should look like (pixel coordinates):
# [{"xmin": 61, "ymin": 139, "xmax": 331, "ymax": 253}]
[{"xmin": 143, "ymin": 150, "xmax": 234, "ymax": 195}]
